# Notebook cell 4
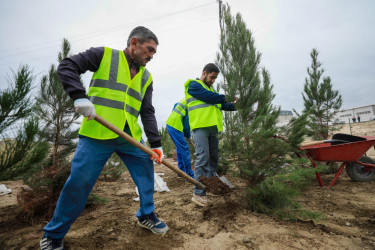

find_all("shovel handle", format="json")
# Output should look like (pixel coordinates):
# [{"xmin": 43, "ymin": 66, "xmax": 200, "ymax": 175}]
[
  {"xmin": 301, "ymin": 140, "xmax": 325, "ymax": 147},
  {"xmin": 94, "ymin": 115, "xmax": 206, "ymax": 190}
]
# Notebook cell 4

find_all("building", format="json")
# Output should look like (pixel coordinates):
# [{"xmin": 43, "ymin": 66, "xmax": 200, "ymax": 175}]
[
  {"xmin": 277, "ymin": 110, "xmax": 293, "ymax": 126},
  {"xmin": 334, "ymin": 104, "xmax": 375, "ymax": 123}
]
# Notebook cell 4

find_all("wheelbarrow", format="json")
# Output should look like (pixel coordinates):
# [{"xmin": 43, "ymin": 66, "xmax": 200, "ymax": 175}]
[{"xmin": 299, "ymin": 134, "xmax": 375, "ymax": 187}]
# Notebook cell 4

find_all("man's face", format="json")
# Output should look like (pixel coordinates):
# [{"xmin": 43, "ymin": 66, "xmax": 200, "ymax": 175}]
[
  {"xmin": 131, "ymin": 38, "xmax": 157, "ymax": 66},
  {"xmin": 203, "ymin": 71, "xmax": 218, "ymax": 87}
]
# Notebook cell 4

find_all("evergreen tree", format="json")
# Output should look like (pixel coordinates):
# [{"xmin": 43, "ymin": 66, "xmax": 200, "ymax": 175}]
[
  {"xmin": 158, "ymin": 126, "xmax": 175, "ymax": 158},
  {"xmin": 216, "ymin": 3, "xmax": 318, "ymax": 220},
  {"xmin": 18, "ymin": 39, "xmax": 82, "ymax": 220},
  {"xmin": 33, "ymin": 38, "xmax": 80, "ymax": 168},
  {"xmin": 0, "ymin": 65, "xmax": 33, "ymax": 134},
  {"xmin": 302, "ymin": 49, "xmax": 342, "ymax": 140},
  {"xmin": 0, "ymin": 65, "xmax": 48, "ymax": 180},
  {"xmin": 215, "ymin": 4, "xmax": 281, "ymax": 183}
]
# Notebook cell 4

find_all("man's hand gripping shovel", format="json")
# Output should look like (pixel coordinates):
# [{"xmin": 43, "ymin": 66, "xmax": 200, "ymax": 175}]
[{"xmin": 94, "ymin": 115, "xmax": 206, "ymax": 190}]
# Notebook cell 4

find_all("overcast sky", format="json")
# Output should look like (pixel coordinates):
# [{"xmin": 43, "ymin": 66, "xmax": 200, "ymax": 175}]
[{"xmin": 1, "ymin": 0, "xmax": 374, "ymax": 131}]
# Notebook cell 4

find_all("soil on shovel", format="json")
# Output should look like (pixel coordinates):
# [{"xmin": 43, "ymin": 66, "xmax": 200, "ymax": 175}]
[{"xmin": 199, "ymin": 176, "xmax": 232, "ymax": 195}]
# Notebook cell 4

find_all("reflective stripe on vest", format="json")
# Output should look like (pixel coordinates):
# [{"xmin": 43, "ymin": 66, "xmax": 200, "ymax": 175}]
[
  {"xmin": 166, "ymin": 98, "xmax": 187, "ymax": 132},
  {"xmin": 184, "ymin": 79, "xmax": 223, "ymax": 132},
  {"xmin": 79, "ymin": 47, "xmax": 153, "ymax": 141}
]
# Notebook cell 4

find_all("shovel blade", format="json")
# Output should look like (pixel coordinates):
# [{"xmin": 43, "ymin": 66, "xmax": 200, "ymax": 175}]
[{"xmin": 219, "ymin": 176, "xmax": 234, "ymax": 188}]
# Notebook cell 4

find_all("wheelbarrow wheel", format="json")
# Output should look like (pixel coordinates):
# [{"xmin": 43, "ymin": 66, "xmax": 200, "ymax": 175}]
[{"xmin": 346, "ymin": 156, "xmax": 375, "ymax": 182}]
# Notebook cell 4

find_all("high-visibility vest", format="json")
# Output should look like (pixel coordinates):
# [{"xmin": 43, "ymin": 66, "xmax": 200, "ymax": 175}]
[
  {"xmin": 79, "ymin": 47, "xmax": 153, "ymax": 141},
  {"xmin": 166, "ymin": 98, "xmax": 187, "ymax": 132},
  {"xmin": 184, "ymin": 79, "xmax": 223, "ymax": 132}
]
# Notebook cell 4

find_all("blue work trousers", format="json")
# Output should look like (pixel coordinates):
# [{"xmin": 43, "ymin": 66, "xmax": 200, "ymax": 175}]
[
  {"xmin": 192, "ymin": 126, "xmax": 218, "ymax": 196},
  {"xmin": 43, "ymin": 130, "xmax": 154, "ymax": 239},
  {"xmin": 167, "ymin": 125, "xmax": 194, "ymax": 178}
]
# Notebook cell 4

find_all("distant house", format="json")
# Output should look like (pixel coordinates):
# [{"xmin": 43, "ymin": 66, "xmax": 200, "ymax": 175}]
[
  {"xmin": 277, "ymin": 110, "xmax": 293, "ymax": 126},
  {"xmin": 334, "ymin": 104, "xmax": 375, "ymax": 123}
]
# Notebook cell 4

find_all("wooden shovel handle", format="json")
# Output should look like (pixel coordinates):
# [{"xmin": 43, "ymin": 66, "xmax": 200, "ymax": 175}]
[
  {"xmin": 301, "ymin": 141, "xmax": 325, "ymax": 147},
  {"xmin": 94, "ymin": 115, "xmax": 206, "ymax": 190}
]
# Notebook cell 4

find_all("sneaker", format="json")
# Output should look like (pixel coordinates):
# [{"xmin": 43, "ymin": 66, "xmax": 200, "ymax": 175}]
[
  {"xmin": 40, "ymin": 236, "xmax": 64, "ymax": 250},
  {"xmin": 137, "ymin": 212, "xmax": 169, "ymax": 234},
  {"xmin": 191, "ymin": 194, "xmax": 210, "ymax": 207}
]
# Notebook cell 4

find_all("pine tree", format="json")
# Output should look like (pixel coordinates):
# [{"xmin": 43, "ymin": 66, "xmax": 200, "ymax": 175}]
[
  {"xmin": 215, "ymin": 3, "xmax": 318, "ymax": 220},
  {"xmin": 0, "ymin": 65, "xmax": 48, "ymax": 180},
  {"xmin": 18, "ymin": 39, "xmax": 81, "ymax": 220},
  {"xmin": 302, "ymin": 49, "xmax": 342, "ymax": 140},
  {"xmin": 0, "ymin": 65, "xmax": 33, "ymax": 134},
  {"xmin": 33, "ymin": 38, "xmax": 80, "ymax": 168},
  {"xmin": 216, "ymin": 4, "xmax": 281, "ymax": 183}
]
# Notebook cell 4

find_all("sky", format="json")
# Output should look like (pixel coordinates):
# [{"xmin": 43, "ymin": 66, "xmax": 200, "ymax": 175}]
[{"xmin": 1, "ymin": 0, "xmax": 374, "ymax": 132}]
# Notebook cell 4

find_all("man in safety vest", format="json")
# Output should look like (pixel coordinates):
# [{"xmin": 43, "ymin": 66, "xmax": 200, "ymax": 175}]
[
  {"xmin": 166, "ymin": 98, "xmax": 194, "ymax": 178},
  {"xmin": 40, "ymin": 27, "xmax": 168, "ymax": 250},
  {"xmin": 185, "ymin": 63, "xmax": 238, "ymax": 207}
]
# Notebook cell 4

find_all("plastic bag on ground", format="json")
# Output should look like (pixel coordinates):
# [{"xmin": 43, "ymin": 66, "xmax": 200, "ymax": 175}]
[{"xmin": 0, "ymin": 184, "xmax": 12, "ymax": 196}]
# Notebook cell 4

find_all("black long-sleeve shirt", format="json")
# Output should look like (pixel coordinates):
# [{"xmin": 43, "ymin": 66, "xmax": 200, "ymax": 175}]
[{"xmin": 57, "ymin": 47, "xmax": 161, "ymax": 147}]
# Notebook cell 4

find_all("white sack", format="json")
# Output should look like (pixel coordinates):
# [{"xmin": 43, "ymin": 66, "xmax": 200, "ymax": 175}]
[{"xmin": 0, "ymin": 184, "xmax": 12, "ymax": 196}]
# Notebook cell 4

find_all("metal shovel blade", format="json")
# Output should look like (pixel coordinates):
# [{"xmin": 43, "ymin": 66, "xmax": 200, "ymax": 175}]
[{"xmin": 219, "ymin": 176, "xmax": 234, "ymax": 188}]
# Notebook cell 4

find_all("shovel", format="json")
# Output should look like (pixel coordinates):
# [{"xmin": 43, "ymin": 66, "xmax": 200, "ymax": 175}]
[
  {"xmin": 301, "ymin": 133, "xmax": 367, "ymax": 147},
  {"xmin": 94, "ymin": 115, "xmax": 206, "ymax": 190},
  {"xmin": 301, "ymin": 139, "xmax": 349, "ymax": 147}
]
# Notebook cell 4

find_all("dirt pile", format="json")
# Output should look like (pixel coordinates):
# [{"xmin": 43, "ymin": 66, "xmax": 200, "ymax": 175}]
[{"xmin": 199, "ymin": 176, "xmax": 232, "ymax": 195}]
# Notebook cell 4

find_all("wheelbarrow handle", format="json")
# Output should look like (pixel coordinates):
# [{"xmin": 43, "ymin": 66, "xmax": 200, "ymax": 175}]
[{"xmin": 93, "ymin": 115, "xmax": 205, "ymax": 190}]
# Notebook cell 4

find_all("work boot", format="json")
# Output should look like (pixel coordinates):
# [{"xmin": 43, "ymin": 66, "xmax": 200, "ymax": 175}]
[
  {"xmin": 191, "ymin": 194, "xmax": 210, "ymax": 207},
  {"xmin": 137, "ymin": 212, "xmax": 169, "ymax": 234},
  {"xmin": 40, "ymin": 236, "xmax": 64, "ymax": 250}
]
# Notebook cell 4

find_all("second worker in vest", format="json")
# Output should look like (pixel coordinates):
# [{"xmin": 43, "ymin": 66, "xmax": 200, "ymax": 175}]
[
  {"xmin": 166, "ymin": 98, "xmax": 195, "ymax": 179},
  {"xmin": 40, "ymin": 27, "xmax": 168, "ymax": 250},
  {"xmin": 185, "ymin": 63, "xmax": 238, "ymax": 207}
]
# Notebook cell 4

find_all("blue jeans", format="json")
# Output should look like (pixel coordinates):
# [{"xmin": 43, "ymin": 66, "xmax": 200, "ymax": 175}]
[
  {"xmin": 43, "ymin": 129, "xmax": 154, "ymax": 239},
  {"xmin": 167, "ymin": 125, "xmax": 194, "ymax": 178},
  {"xmin": 192, "ymin": 126, "xmax": 218, "ymax": 196}
]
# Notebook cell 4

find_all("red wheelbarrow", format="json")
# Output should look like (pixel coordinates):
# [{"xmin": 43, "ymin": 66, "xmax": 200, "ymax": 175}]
[{"xmin": 300, "ymin": 134, "xmax": 375, "ymax": 187}]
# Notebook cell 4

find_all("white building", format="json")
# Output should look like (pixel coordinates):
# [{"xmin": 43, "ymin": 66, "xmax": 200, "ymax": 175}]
[
  {"xmin": 334, "ymin": 104, "xmax": 375, "ymax": 123},
  {"xmin": 277, "ymin": 110, "xmax": 293, "ymax": 126}
]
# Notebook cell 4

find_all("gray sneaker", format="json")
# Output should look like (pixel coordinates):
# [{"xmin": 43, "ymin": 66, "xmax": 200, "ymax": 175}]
[
  {"xmin": 137, "ymin": 212, "xmax": 169, "ymax": 234},
  {"xmin": 40, "ymin": 236, "xmax": 64, "ymax": 250}
]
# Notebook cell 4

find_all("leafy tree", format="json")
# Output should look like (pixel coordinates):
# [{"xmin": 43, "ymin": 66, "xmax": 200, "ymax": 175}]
[
  {"xmin": 33, "ymin": 38, "xmax": 80, "ymax": 168},
  {"xmin": 302, "ymin": 49, "xmax": 342, "ymax": 140}
]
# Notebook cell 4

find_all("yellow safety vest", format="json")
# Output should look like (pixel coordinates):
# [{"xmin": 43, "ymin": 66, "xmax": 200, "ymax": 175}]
[
  {"xmin": 184, "ymin": 79, "xmax": 223, "ymax": 132},
  {"xmin": 79, "ymin": 47, "xmax": 153, "ymax": 141},
  {"xmin": 166, "ymin": 98, "xmax": 187, "ymax": 132}
]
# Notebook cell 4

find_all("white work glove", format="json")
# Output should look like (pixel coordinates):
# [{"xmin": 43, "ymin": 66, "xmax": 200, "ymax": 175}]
[
  {"xmin": 74, "ymin": 98, "xmax": 96, "ymax": 121},
  {"xmin": 150, "ymin": 147, "xmax": 164, "ymax": 164}
]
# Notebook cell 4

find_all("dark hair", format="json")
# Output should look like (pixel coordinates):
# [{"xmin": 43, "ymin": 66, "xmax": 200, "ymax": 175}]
[
  {"xmin": 127, "ymin": 26, "xmax": 159, "ymax": 46},
  {"xmin": 203, "ymin": 63, "xmax": 220, "ymax": 74}
]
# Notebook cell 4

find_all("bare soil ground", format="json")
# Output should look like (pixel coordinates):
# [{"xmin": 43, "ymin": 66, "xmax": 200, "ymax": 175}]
[{"xmin": 1, "ymin": 121, "xmax": 375, "ymax": 249}]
